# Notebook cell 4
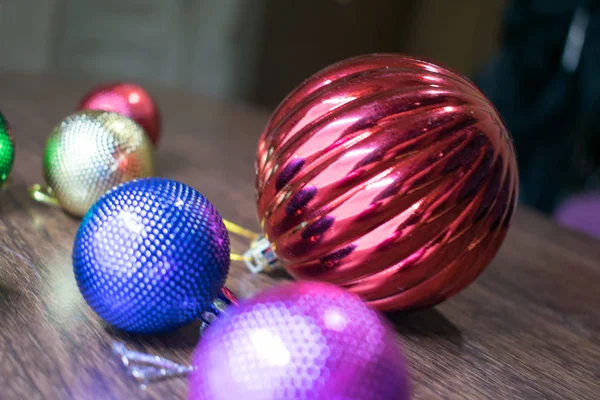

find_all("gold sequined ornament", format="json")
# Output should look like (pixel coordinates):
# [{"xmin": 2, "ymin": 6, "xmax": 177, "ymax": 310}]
[{"xmin": 37, "ymin": 110, "xmax": 153, "ymax": 217}]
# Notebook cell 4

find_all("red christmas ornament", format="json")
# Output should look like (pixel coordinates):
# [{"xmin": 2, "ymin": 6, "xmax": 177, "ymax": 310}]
[
  {"xmin": 255, "ymin": 54, "xmax": 518, "ymax": 312},
  {"xmin": 78, "ymin": 83, "xmax": 161, "ymax": 146}
]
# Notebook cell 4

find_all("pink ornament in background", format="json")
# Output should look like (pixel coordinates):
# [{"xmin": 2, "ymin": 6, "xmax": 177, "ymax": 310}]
[
  {"xmin": 188, "ymin": 281, "xmax": 410, "ymax": 400},
  {"xmin": 78, "ymin": 82, "xmax": 161, "ymax": 146}
]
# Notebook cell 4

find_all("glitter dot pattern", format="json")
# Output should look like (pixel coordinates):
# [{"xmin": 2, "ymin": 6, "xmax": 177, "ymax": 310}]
[
  {"xmin": 189, "ymin": 281, "xmax": 409, "ymax": 400},
  {"xmin": 78, "ymin": 82, "xmax": 161, "ymax": 146},
  {"xmin": 0, "ymin": 112, "xmax": 15, "ymax": 185},
  {"xmin": 44, "ymin": 110, "xmax": 154, "ymax": 217},
  {"xmin": 73, "ymin": 178, "xmax": 231, "ymax": 334}
]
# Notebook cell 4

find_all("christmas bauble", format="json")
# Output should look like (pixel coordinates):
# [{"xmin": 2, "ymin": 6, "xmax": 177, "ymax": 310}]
[
  {"xmin": 0, "ymin": 112, "xmax": 15, "ymax": 185},
  {"xmin": 78, "ymin": 82, "xmax": 161, "ymax": 146},
  {"xmin": 189, "ymin": 281, "xmax": 409, "ymax": 400},
  {"xmin": 43, "ymin": 110, "xmax": 153, "ymax": 217},
  {"xmin": 73, "ymin": 178, "xmax": 230, "ymax": 334},
  {"xmin": 255, "ymin": 54, "xmax": 518, "ymax": 311}
]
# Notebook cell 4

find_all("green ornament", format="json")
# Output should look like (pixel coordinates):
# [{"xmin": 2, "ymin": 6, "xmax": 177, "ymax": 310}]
[{"xmin": 0, "ymin": 112, "xmax": 15, "ymax": 185}]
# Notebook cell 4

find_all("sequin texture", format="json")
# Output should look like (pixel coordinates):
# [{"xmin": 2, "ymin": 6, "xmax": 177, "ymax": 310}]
[
  {"xmin": 78, "ymin": 83, "xmax": 161, "ymax": 146},
  {"xmin": 0, "ymin": 112, "xmax": 15, "ymax": 184},
  {"xmin": 189, "ymin": 281, "xmax": 409, "ymax": 400},
  {"xmin": 44, "ymin": 110, "xmax": 154, "ymax": 217},
  {"xmin": 73, "ymin": 178, "xmax": 230, "ymax": 334}
]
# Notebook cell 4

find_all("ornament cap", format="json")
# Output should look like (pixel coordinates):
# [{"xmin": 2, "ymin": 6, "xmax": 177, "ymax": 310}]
[
  {"xmin": 28, "ymin": 184, "xmax": 60, "ymax": 207},
  {"xmin": 199, "ymin": 287, "xmax": 238, "ymax": 332},
  {"xmin": 243, "ymin": 236, "xmax": 281, "ymax": 274}
]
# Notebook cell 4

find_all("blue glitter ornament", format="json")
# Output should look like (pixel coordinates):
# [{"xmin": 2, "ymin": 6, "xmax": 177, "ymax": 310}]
[{"xmin": 73, "ymin": 178, "xmax": 231, "ymax": 334}]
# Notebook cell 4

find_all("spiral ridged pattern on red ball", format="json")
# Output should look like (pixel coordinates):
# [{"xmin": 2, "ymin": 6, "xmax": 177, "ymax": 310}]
[{"xmin": 256, "ymin": 54, "xmax": 518, "ymax": 311}]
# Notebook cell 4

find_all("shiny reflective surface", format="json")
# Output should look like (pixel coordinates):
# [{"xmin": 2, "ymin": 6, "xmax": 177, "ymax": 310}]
[
  {"xmin": 256, "ymin": 54, "xmax": 518, "ymax": 311},
  {"xmin": 78, "ymin": 82, "xmax": 161, "ymax": 146},
  {"xmin": 73, "ymin": 178, "xmax": 231, "ymax": 334},
  {"xmin": 1, "ymin": 71, "xmax": 597, "ymax": 400},
  {"xmin": 0, "ymin": 111, "xmax": 15, "ymax": 184},
  {"xmin": 44, "ymin": 110, "xmax": 154, "ymax": 217},
  {"xmin": 189, "ymin": 281, "xmax": 409, "ymax": 400}
]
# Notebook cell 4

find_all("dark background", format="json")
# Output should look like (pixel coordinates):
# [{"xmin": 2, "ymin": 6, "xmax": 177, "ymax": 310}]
[{"xmin": 1, "ymin": 0, "xmax": 599, "ymax": 221}]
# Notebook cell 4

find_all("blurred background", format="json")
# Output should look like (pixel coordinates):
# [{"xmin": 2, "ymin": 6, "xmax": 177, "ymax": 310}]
[{"xmin": 0, "ymin": 0, "xmax": 599, "ymax": 235}]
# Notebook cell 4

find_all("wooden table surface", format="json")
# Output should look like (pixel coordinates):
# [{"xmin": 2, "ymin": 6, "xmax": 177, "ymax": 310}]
[{"xmin": 0, "ymin": 71, "xmax": 599, "ymax": 400}]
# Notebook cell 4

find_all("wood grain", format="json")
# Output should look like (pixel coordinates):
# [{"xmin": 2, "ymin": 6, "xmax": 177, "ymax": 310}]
[{"xmin": 0, "ymin": 71, "xmax": 598, "ymax": 399}]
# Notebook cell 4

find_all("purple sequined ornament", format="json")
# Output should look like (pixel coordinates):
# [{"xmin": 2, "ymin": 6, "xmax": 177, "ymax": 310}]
[{"xmin": 189, "ymin": 281, "xmax": 410, "ymax": 400}]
